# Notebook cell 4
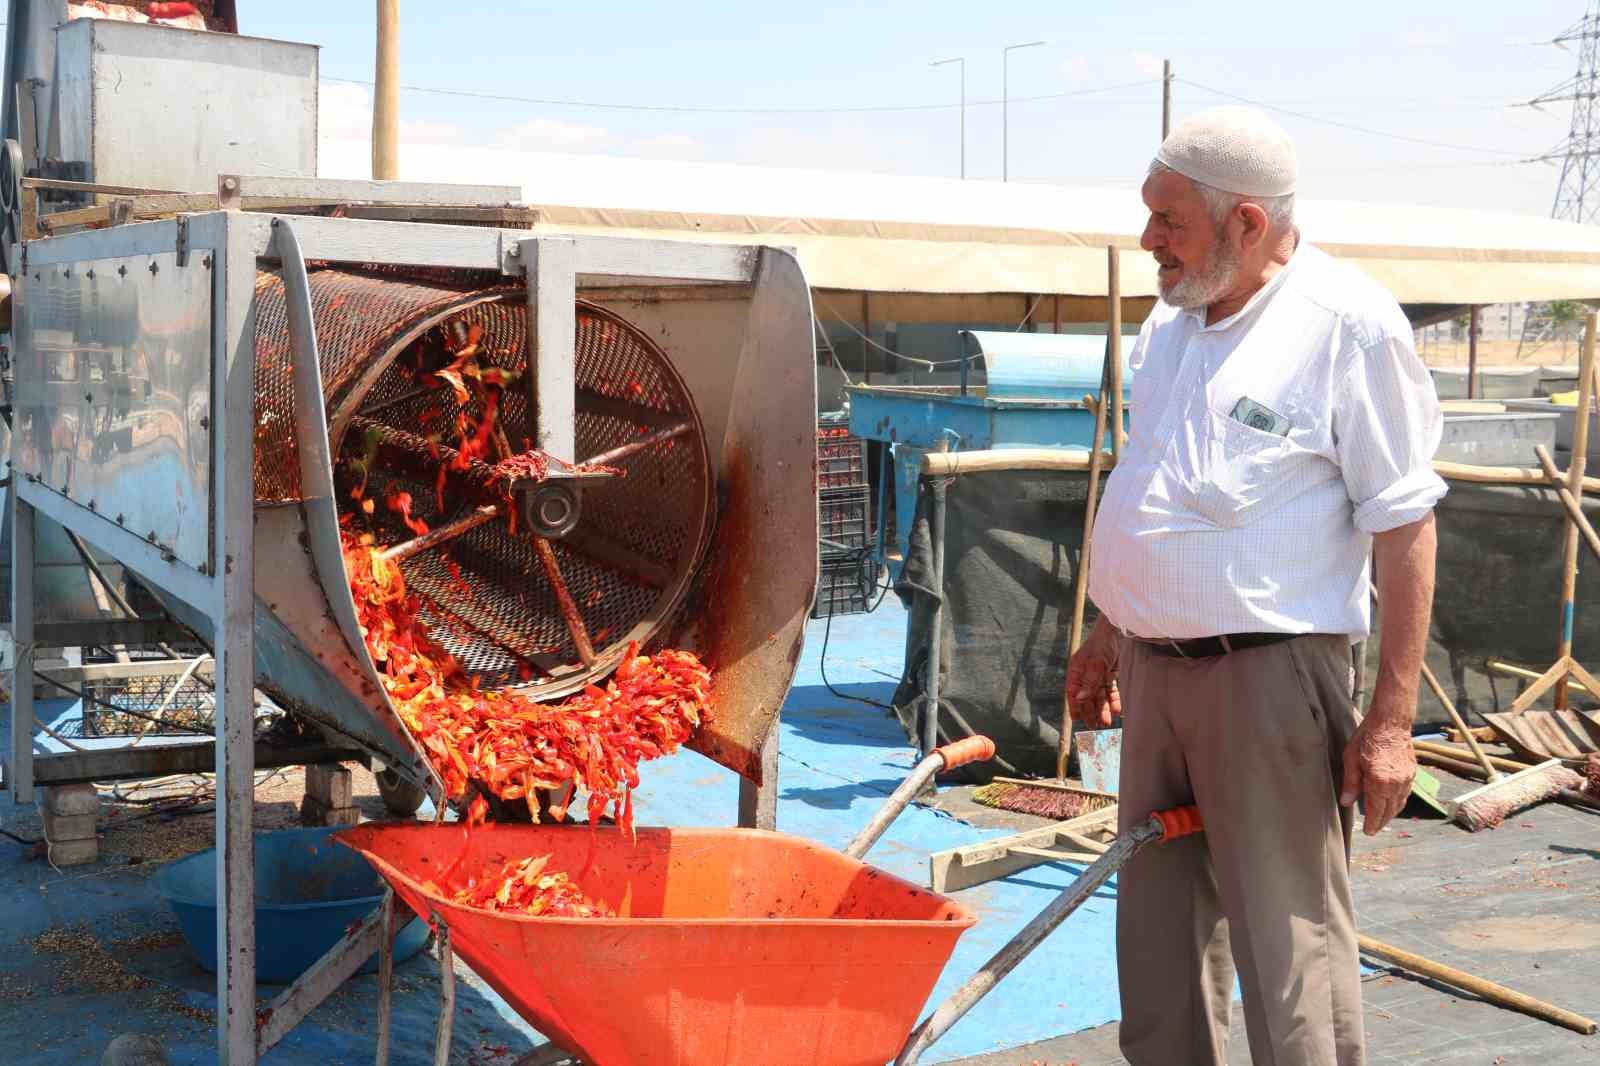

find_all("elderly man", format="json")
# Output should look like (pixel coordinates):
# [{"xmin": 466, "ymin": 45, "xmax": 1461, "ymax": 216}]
[{"xmin": 1066, "ymin": 106, "xmax": 1444, "ymax": 1066}]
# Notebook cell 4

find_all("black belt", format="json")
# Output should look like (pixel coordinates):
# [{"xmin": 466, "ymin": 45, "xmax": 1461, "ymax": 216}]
[{"xmin": 1143, "ymin": 632, "xmax": 1297, "ymax": 659}]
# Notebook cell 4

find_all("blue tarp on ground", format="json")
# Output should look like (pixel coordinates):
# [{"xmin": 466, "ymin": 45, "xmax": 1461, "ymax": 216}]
[{"xmin": 0, "ymin": 599, "xmax": 1124, "ymax": 1063}]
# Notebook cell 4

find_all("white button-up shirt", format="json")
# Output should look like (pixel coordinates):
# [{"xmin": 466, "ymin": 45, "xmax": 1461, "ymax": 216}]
[{"xmin": 1088, "ymin": 243, "xmax": 1446, "ymax": 640}]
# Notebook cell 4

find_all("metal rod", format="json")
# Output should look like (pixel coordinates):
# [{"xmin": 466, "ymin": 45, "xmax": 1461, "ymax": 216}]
[
  {"xmin": 533, "ymin": 538, "xmax": 596, "ymax": 667},
  {"xmin": 433, "ymin": 922, "xmax": 455, "ymax": 1066},
  {"xmin": 922, "ymin": 478, "xmax": 948, "ymax": 758},
  {"xmin": 523, "ymin": 237, "xmax": 578, "ymax": 464},
  {"xmin": 62, "ymin": 526, "xmax": 201, "ymax": 672},
  {"xmin": 378, "ymin": 505, "xmax": 501, "ymax": 563},
  {"xmin": 582, "ymin": 420, "xmax": 694, "ymax": 468},
  {"xmin": 932, "ymin": 58, "xmax": 966, "ymax": 179},
  {"xmin": 896, "ymin": 817, "xmax": 1162, "ymax": 1064},
  {"xmin": 1161, "ymin": 60, "xmax": 1172, "ymax": 140},
  {"xmin": 844, "ymin": 752, "xmax": 943, "ymax": 859},
  {"xmin": 375, "ymin": 890, "xmax": 396, "ymax": 1066},
  {"xmin": 1555, "ymin": 313, "xmax": 1596, "ymax": 709},
  {"xmin": 736, "ymin": 721, "xmax": 779, "ymax": 830},
  {"xmin": 373, "ymin": 0, "xmax": 400, "ymax": 181}
]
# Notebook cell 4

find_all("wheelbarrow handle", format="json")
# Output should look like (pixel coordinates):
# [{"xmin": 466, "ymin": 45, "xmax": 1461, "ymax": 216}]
[
  {"xmin": 894, "ymin": 804, "xmax": 1203, "ymax": 1064},
  {"xmin": 841, "ymin": 735, "xmax": 997, "ymax": 861}
]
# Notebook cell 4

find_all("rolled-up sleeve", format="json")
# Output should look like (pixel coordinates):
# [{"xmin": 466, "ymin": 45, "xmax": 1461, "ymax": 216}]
[{"xmin": 1333, "ymin": 332, "xmax": 1447, "ymax": 534}]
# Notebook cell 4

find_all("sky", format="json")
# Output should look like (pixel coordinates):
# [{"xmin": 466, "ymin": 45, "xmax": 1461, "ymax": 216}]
[{"xmin": 233, "ymin": 1, "xmax": 1597, "ymax": 220}]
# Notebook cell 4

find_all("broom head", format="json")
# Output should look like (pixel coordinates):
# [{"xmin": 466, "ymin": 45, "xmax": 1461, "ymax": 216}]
[
  {"xmin": 1450, "ymin": 759, "xmax": 1585, "ymax": 831},
  {"xmin": 972, "ymin": 777, "xmax": 1117, "ymax": 821}
]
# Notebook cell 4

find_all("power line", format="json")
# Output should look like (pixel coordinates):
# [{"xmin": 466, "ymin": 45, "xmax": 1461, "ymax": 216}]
[
  {"xmin": 1176, "ymin": 77, "xmax": 1539, "ymax": 157},
  {"xmin": 320, "ymin": 75, "xmax": 1159, "ymax": 116}
]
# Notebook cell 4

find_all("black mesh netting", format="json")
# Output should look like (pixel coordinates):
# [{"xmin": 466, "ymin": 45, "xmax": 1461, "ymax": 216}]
[
  {"xmin": 892, "ymin": 469, "xmax": 1098, "ymax": 780},
  {"xmin": 892, "ymin": 471, "xmax": 1600, "ymax": 780}
]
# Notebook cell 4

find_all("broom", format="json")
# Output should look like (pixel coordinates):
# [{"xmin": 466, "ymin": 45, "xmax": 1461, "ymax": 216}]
[{"xmin": 975, "ymin": 255, "xmax": 1122, "ymax": 823}]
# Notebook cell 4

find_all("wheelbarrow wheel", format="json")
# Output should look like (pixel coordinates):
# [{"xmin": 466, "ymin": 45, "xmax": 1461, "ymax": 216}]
[{"xmin": 376, "ymin": 767, "xmax": 426, "ymax": 816}]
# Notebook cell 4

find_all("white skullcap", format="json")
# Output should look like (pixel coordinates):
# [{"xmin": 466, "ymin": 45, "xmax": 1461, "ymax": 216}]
[{"xmin": 1154, "ymin": 106, "xmax": 1298, "ymax": 198}]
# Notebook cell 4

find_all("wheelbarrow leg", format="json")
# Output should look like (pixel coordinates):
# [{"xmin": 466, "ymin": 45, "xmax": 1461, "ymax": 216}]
[
  {"xmin": 894, "ymin": 807, "xmax": 1202, "ymax": 1065},
  {"xmin": 375, "ymin": 890, "xmax": 397, "ymax": 1066},
  {"xmin": 433, "ymin": 920, "xmax": 455, "ymax": 1066}
]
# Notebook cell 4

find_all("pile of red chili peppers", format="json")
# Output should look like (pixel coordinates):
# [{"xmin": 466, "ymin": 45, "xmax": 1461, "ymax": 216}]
[
  {"xmin": 438, "ymin": 854, "xmax": 616, "ymax": 918},
  {"xmin": 345, "ymin": 532, "xmax": 711, "ymax": 837}
]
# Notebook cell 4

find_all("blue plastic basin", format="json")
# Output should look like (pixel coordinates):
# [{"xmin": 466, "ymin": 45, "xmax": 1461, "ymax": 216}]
[{"xmin": 156, "ymin": 825, "xmax": 429, "ymax": 983}]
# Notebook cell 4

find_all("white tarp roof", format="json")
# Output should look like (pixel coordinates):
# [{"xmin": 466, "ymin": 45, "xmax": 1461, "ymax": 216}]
[{"xmin": 320, "ymin": 139, "xmax": 1600, "ymax": 305}]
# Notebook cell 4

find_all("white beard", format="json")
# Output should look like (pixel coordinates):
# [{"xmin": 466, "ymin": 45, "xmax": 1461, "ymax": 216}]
[{"xmin": 1159, "ymin": 240, "xmax": 1242, "ymax": 310}]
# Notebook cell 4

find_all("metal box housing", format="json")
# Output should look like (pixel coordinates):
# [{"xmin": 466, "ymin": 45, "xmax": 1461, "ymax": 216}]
[{"xmin": 53, "ymin": 19, "xmax": 318, "ymax": 192}]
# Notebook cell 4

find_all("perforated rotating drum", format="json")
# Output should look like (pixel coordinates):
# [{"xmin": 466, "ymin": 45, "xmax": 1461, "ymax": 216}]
[{"xmin": 251, "ymin": 267, "xmax": 714, "ymax": 699}]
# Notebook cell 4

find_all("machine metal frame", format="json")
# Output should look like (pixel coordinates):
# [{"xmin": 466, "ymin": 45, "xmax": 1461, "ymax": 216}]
[{"xmin": 7, "ymin": 186, "xmax": 800, "ymax": 1063}]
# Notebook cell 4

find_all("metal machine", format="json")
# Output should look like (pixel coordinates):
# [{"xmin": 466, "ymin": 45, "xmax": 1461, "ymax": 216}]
[
  {"xmin": 2, "ymin": 6, "xmax": 816, "ymax": 1062},
  {"xmin": 847, "ymin": 329, "xmax": 1132, "ymax": 563}
]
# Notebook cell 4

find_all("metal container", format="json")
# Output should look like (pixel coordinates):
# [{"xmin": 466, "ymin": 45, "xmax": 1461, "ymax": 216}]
[
  {"xmin": 54, "ymin": 19, "xmax": 317, "ymax": 192},
  {"xmin": 1435, "ymin": 411, "xmax": 1560, "ymax": 467},
  {"xmin": 1504, "ymin": 397, "xmax": 1600, "ymax": 467}
]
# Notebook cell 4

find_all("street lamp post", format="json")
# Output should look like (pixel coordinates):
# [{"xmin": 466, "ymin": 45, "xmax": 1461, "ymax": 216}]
[
  {"xmin": 931, "ymin": 57, "xmax": 966, "ymax": 179},
  {"xmin": 1003, "ymin": 40, "xmax": 1046, "ymax": 182}
]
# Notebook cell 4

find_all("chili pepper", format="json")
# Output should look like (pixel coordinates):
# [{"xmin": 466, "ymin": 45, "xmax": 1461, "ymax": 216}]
[
  {"xmin": 445, "ymin": 853, "xmax": 613, "ymax": 917},
  {"xmin": 341, "ymin": 532, "xmax": 711, "ymax": 837},
  {"xmin": 384, "ymin": 490, "xmax": 430, "ymax": 537}
]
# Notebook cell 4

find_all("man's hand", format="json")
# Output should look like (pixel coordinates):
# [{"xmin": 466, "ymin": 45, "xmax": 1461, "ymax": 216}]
[
  {"xmin": 1339, "ymin": 700, "xmax": 1416, "ymax": 836},
  {"xmin": 1344, "ymin": 513, "xmax": 1434, "ymax": 836},
  {"xmin": 1067, "ymin": 619, "xmax": 1122, "ymax": 728}
]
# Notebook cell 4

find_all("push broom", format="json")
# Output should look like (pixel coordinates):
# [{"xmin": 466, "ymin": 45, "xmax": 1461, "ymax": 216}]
[{"xmin": 973, "ymin": 246, "xmax": 1122, "ymax": 822}]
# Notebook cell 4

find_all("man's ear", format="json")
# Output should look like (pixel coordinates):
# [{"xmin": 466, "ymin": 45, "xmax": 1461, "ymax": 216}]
[{"xmin": 1236, "ymin": 201, "xmax": 1271, "ymax": 254}]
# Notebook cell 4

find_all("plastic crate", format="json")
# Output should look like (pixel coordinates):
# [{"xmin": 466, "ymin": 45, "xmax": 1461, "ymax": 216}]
[
  {"xmin": 816, "ymin": 431, "xmax": 868, "ymax": 490},
  {"xmin": 818, "ymin": 485, "xmax": 872, "ymax": 553},
  {"xmin": 812, "ymin": 554, "xmax": 874, "ymax": 618}
]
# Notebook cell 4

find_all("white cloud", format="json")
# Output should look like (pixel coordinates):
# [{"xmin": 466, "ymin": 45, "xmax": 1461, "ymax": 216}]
[{"xmin": 491, "ymin": 118, "xmax": 616, "ymax": 152}]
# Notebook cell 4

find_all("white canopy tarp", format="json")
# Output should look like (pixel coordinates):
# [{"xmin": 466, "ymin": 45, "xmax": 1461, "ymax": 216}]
[{"xmin": 320, "ymin": 139, "xmax": 1600, "ymax": 305}]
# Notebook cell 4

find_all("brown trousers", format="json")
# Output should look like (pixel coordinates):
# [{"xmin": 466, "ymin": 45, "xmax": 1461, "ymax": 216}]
[{"xmin": 1115, "ymin": 634, "xmax": 1365, "ymax": 1066}]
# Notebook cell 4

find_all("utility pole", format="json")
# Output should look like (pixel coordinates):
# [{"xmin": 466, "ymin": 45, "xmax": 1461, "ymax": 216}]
[
  {"xmin": 373, "ymin": 0, "xmax": 400, "ymax": 180},
  {"xmin": 1520, "ymin": 3, "xmax": 1599, "ymax": 356},
  {"xmin": 1162, "ymin": 59, "xmax": 1173, "ymax": 140},
  {"xmin": 932, "ymin": 57, "xmax": 966, "ymax": 179},
  {"xmin": 1003, "ymin": 40, "xmax": 1046, "ymax": 182}
]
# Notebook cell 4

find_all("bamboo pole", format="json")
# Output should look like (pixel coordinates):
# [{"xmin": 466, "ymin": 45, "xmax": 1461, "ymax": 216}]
[
  {"xmin": 1555, "ymin": 313, "xmax": 1597, "ymax": 709},
  {"xmin": 1534, "ymin": 445, "xmax": 1600, "ymax": 565},
  {"xmin": 1358, "ymin": 935, "xmax": 1598, "ymax": 1035},
  {"xmin": 1432, "ymin": 460, "xmax": 1600, "ymax": 494},
  {"xmin": 1107, "ymin": 247, "xmax": 1124, "ymax": 457},
  {"xmin": 373, "ymin": 0, "xmax": 401, "ymax": 180}
]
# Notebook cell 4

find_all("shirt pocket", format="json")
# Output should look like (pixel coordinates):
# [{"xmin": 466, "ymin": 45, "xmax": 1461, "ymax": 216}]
[{"xmin": 1194, "ymin": 407, "xmax": 1308, "ymax": 527}]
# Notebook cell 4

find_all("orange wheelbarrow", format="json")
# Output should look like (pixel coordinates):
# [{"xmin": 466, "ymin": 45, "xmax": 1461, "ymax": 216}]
[{"xmin": 337, "ymin": 736, "xmax": 1201, "ymax": 1066}]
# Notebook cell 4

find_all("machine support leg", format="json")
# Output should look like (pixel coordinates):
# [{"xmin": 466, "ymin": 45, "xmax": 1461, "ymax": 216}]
[
  {"xmin": 216, "ymin": 230, "xmax": 259, "ymax": 1066},
  {"xmin": 433, "ymin": 921, "xmax": 456, "ymax": 1066},
  {"xmin": 521, "ymin": 237, "xmax": 577, "ymax": 464},
  {"xmin": 737, "ymin": 724, "xmax": 779, "ymax": 830},
  {"xmin": 375, "ymin": 889, "xmax": 397, "ymax": 1066},
  {"xmin": 8, "ymin": 491, "xmax": 35, "ymax": 804}
]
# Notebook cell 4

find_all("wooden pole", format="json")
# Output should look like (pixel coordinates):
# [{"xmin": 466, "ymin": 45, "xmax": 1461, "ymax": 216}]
[
  {"xmin": 1108, "ymin": 246, "xmax": 1124, "ymax": 458},
  {"xmin": 861, "ymin": 291, "xmax": 872, "ymax": 385},
  {"xmin": 373, "ymin": 0, "xmax": 401, "ymax": 181},
  {"xmin": 1053, "ymin": 293, "xmax": 1061, "ymax": 335},
  {"xmin": 1358, "ymin": 935, "xmax": 1598, "ymax": 1035},
  {"xmin": 1555, "ymin": 312, "xmax": 1596, "ymax": 709},
  {"xmin": 1534, "ymin": 446, "xmax": 1600, "ymax": 565},
  {"xmin": 1467, "ymin": 305, "xmax": 1479, "ymax": 400}
]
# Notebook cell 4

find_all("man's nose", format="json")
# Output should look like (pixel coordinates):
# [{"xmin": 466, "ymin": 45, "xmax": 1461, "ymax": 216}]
[{"xmin": 1140, "ymin": 216, "xmax": 1161, "ymax": 252}]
